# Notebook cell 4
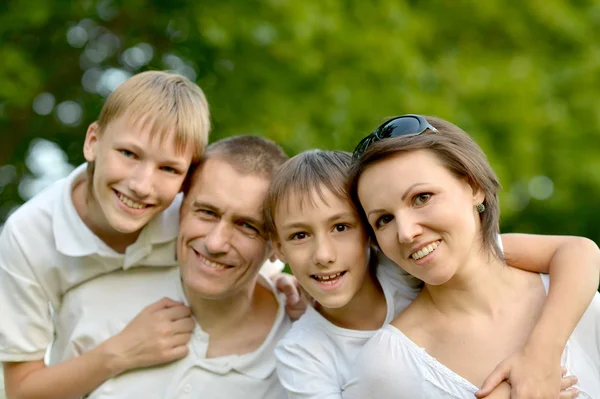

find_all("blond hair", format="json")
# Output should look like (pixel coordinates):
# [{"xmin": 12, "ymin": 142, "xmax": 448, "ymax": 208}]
[{"xmin": 96, "ymin": 70, "xmax": 210, "ymax": 162}]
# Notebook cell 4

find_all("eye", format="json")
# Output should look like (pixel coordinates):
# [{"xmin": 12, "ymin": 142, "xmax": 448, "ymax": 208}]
[
  {"xmin": 374, "ymin": 214, "xmax": 394, "ymax": 229},
  {"xmin": 289, "ymin": 232, "xmax": 308, "ymax": 241},
  {"xmin": 119, "ymin": 149, "xmax": 136, "ymax": 158},
  {"xmin": 333, "ymin": 224, "xmax": 350, "ymax": 233},
  {"xmin": 160, "ymin": 166, "xmax": 178, "ymax": 174},
  {"xmin": 413, "ymin": 193, "xmax": 432, "ymax": 206},
  {"xmin": 197, "ymin": 209, "xmax": 217, "ymax": 220},
  {"xmin": 241, "ymin": 222, "xmax": 259, "ymax": 233}
]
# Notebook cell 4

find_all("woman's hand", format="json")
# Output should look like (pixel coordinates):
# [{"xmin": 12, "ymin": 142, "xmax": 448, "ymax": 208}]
[{"xmin": 475, "ymin": 347, "xmax": 579, "ymax": 398}]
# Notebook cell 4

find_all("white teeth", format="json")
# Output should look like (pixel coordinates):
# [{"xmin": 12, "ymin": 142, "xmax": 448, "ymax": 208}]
[
  {"xmin": 411, "ymin": 241, "xmax": 440, "ymax": 260},
  {"xmin": 201, "ymin": 255, "xmax": 228, "ymax": 270},
  {"xmin": 118, "ymin": 193, "xmax": 146, "ymax": 209},
  {"xmin": 313, "ymin": 272, "xmax": 343, "ymax": 283}
]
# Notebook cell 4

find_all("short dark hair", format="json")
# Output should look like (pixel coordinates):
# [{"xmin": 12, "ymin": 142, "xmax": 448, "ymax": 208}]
[
  {"xmin": 264, "ymin": 150, "xmax": 355, "ymax": 239},
  {"xmin": 183, "ymin": 135, "xmax": 288, "ymax": 196},
  {"xmin": 349, "ymin": 116, "xmax": 503, "ymax": 262}
]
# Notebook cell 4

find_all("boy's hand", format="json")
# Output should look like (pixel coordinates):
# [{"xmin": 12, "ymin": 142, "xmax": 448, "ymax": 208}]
[
  {"xmin": 102, "ymin": 297, "xmax": 195, "ymax": 375},
  {"xmin": 273, "ymin": 273, "xmax": 309, "ymax": 321}
]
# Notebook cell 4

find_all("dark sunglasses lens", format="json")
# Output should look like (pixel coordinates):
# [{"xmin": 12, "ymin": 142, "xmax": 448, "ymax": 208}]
[
  {"xmin": 377, "ymin": 116, "xmax": 423, "ymax": 139},
  {"xmin": 352, "ymin": 135, "xmax": 373, "ymax": 161}
]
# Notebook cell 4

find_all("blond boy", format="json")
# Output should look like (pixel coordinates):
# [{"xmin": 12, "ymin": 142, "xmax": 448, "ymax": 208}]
[{"xmin": 0, "ymin": 71, "xmax": 210, "ymax": 398}]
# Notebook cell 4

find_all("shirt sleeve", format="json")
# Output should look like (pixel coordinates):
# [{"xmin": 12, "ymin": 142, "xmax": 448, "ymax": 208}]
[
  {"xmin": 0, "ymin": 220, "xmax": 53, "ymax": 361},
  {"xmin": 260, "ymin": 258, "xmax": 285, "ymax": 278},
  {"xmin": 275, "ymin": 339, "xmax": 343, "ymax": 399}
]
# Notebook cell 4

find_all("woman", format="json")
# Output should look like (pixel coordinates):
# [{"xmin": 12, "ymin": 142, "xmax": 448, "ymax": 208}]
[{"xmin": 343, "ymin": 115, "xmax": 600, "ymax": 398}]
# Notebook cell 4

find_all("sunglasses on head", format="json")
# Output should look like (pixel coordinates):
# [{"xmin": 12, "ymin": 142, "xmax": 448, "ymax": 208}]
[{"xmin": 352, "ymin": 114, "xmax": 438, "ymax": 161}]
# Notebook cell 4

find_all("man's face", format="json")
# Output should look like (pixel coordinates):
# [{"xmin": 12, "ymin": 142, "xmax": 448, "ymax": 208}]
[
  {"xmin": 177, "ymin": 157, "xmax": 273, "ymax": 299},
  {"xmin": 83, "ymin": 115, "xmax": 193, "ymax": 234}
]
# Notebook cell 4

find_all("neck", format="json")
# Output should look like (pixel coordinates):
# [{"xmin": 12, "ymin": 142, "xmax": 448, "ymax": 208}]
[
  {"xmin": 319, "ymin": 267, "xmax": 386, "ymax": 330},
  {"xmin": 185, "ymin": 277, "xmax": 261, "ymax": 334},
  {"xmin": 72, "ymin": 176, "xmax": 140, "ymax": 253},
  {"xmin": 423, "ymin": 249, "xmax": 519, "ymax": 317}
]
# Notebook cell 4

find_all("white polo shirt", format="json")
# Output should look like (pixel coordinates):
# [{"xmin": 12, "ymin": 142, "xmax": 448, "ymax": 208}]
[
  {"xmin": 0, "ymin": 164, "xmax": 181, "ymax": 362},
  {"xmin": 49, "ymin": 266, "xmax": 292, "ymax": 399}
]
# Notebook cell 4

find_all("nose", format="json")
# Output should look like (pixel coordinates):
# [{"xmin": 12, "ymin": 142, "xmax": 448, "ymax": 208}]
[
  {"xmin": 313, "ymin": 235, "xmax": 336, "ymax": 266},
  {"xmin": 395, "ymin": 212, "xmax": 422, "ymax": 244},
  {"xmin": 128, "ymin": 163, "xmax": 153, "ymax": 198},
  {"xmin": 204, "ymin": 222, "xmax": 232, "ymax": 255}
]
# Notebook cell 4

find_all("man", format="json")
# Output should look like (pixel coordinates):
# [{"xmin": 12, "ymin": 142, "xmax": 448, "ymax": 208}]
[{"xmin": 49, "ymin": 135, "xmax": 292, "ymax": 398}]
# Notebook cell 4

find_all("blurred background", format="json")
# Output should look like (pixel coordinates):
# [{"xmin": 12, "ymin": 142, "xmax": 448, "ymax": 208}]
[
  {"xmin": 1, "ymin": 0, "xmax": 600, "ymax": 242},
  {"xmin": 1, "ymin": 1, "xmax": 600, "ymax": 395}
]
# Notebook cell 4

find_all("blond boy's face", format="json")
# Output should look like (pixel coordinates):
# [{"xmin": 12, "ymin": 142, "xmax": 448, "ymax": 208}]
[
  {"xmin": 83, "ymin": 114, "xmax": 194, "ymax": 235},
  {"xmin": 274, "ymin": 187, "xmax": 371, "ymax": 309}
]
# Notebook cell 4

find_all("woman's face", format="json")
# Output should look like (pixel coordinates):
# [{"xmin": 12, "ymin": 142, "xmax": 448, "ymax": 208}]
[{"xmin": 357, "ymin": 149, "xmax": 485, "ymax": 285}]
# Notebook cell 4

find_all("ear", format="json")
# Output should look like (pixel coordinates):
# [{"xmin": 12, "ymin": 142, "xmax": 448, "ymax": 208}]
[
  {"xmin": 83, "ymin": 122, "xmax": 101, "ymax": 162},
  {"xmin": 471, "ymin": 185, "xmax": 486, "ymax": 208},
  {"xmin": 271, "ymin": 239, "xmax": 288, "ymax": 264}
]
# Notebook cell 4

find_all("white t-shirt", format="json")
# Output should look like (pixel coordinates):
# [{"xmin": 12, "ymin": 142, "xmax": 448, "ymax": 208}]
[
  {"xmin": 50, "ymin": 266, "xmax": 293, "ymax": 399},
  {"xmin": 343, "ymin": 274, "xmax": 600, "ymax": 399},
  {"xmin": 275, "ymin": 255, "xmax": 422, "ymax": 398},
  {"xmin": 0, "ymin": 164, "xmax": 181, "ymax": 362}
]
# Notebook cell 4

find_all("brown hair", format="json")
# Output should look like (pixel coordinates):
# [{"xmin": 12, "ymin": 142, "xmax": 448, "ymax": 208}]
[
  {"xmin": 264, "ymin": 150, "xmax": 356, "ymax": 239},
  {"xmin": 349, "ymin": 116, "xmax": 503, "ymax": 262},
  {"xmin": 183, "ymin": 135, "xmax": 289, "ymax": 196}
]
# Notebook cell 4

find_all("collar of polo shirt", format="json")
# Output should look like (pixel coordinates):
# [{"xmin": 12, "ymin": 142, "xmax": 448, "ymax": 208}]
[{"xmin": 53, "ymin": 163, "xmax": 180, "ymax": 259}]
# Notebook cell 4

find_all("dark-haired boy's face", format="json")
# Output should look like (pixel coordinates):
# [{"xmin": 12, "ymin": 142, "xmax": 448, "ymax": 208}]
[
  {"xmin": 82, "ymin": 115, "xmax": 194, "ymax": 235},
  {"xmin": 274, "ymin": 187, "xmax": 370, "ymax": 310},
  {"xmin": 357, "ymin": 149, "xmax": 485, "ymax": 286}
]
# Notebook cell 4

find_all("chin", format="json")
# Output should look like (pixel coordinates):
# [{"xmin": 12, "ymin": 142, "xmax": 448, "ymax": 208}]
[
  {"xmin": 109, "ymin": 219, "xmax": 147, "ymax": 234},
  {"xmin": 317, "ymin": 294, "xmax": 352, "ymax": 310}
]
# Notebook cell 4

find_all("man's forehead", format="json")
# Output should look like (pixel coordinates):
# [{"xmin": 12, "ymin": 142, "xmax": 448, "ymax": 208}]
[{"xmin": 186, "ymin": 160, "xmax": 269, "ymax": 220}]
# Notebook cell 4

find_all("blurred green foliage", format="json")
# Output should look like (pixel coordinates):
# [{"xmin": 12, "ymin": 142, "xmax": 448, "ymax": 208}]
[{"xmin": 1, "ymin": 0, "xmax": 600, "ymax": 248}]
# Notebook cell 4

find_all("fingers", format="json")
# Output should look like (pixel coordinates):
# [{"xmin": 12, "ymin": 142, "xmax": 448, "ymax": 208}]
[
  {"xmin": 163, "ymin": 344, "xmax": 190, "ymax": 363},
  {"xmin": 560, "ymin": 374, "xmax": 578, "ymax": 391},
  {"xmin": 275, "ymin": 274, "xmax": 300, "ymax": 305},
  {"xmin": 558, "ymin": 388, "xmax": 580, "ymax": 399},
  {"xmin": 161, "ymin": 303, "xmax": 192, "ymax": 321},
  {"xmin": 146, "ymin": 297, "xmax": 185, "ymax": 312},
  {"xmin": 171, "ymin": 317, "xmax": 196, "ymax": 334},
  {"xmin": 475, "ymin": 362, "xmax": 509, "ymax": 398}
]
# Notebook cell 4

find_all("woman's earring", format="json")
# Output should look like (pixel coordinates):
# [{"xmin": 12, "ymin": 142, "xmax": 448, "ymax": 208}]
[{"xmin": 476, "ymin": 203, "xmax": 485, "ymax": 213}]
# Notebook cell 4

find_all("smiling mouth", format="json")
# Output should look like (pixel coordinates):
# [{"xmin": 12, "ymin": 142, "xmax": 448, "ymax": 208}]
[
  {"xmin": 410, "ymin": 240, "xmax": 441, "ymax": 261},
  {"xmin": 311, "ymin": 271, "xmax": 347, "ymax": 285},
  {"xmin": 115, "ymin": 190, "xmax": 150, "ymax": 210},
  {"xmin": 193, "ymin": 249, "xmax": 232, "ymax": 270}
]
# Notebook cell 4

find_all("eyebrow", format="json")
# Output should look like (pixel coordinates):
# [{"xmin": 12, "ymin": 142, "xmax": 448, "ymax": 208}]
[
  {"xmin": 280, "ymin": 211, "xmax": 356, "ymax": 230},
  {"xmin": 190, "ymin": 200, "xmax": 264, "ymax": 229},
  {"xmin": 401, "ymin": 182, "xmax": 428, "ymax": 201},
  {"xmin": 190, "ymin": 200, "xmax": 220, "ymax": 213},
  {"xmin": 366, "ymin": 182, "xmax": 427, "ymax": 219},
  {"xmin": 114, "ymin": 140, "xmax": 189, "ymax": 169}
]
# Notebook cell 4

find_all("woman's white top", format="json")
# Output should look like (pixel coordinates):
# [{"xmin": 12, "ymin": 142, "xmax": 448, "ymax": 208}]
[
  {"xmin": 275, "ymin": 254, "xmax": 422, "ymax": 398},
  {"xmin": 343, "ymin": 274, "xmax": 600, "ymax": 399}
]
